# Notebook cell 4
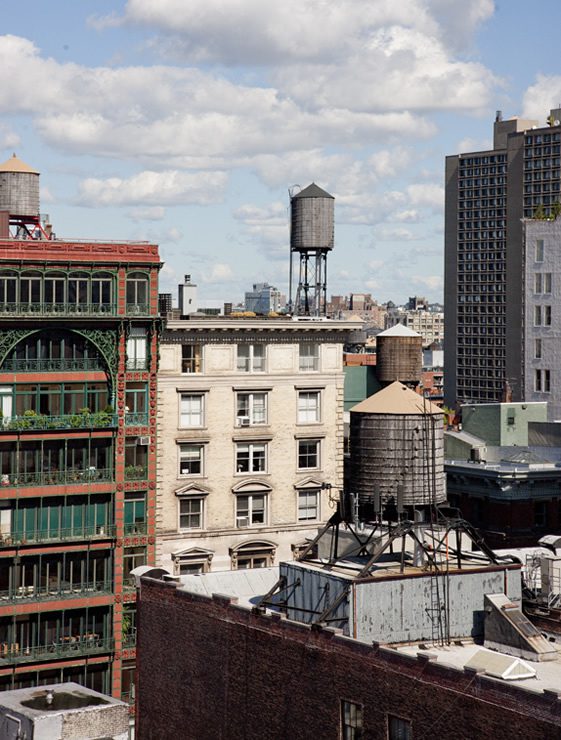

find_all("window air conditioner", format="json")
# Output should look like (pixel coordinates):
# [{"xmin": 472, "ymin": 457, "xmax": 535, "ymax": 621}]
[
  {"xmin": 237, "ymin": 417, "xmax": 251, "ymax": 427},
  {"xmin": 236, "ymin": 516, "xmax": 250, "ymax": 528},
  {"xmin": 138, "ymin": 436, "xmax": 151, "ymax": 446}
]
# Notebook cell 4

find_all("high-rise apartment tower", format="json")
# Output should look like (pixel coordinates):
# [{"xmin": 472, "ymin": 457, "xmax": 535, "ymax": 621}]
[{"xmin": 444, "ymin": 108, "xmax": 561, "ymax": 405}]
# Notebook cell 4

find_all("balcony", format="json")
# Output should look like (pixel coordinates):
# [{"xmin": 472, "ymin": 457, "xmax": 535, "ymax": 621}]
[
  {"xmin": 126, "ymin": 360, "xmax": 148, "ymax": 372},
  {"xmin": 123, "ymin": 521, "xmax": 147, "ymax": 536},
  {"xmin": 0, "ymin": 358, "xmax": 105, "ymax": 373},
  {"xmin": 0, "ymin": 580, "xmax": 113, "ymax": 604},
  {"xmin": 0, "ymin": 636, "xmax": 114, "ymax": 664},
  {"xmin": 0, "ymin": 303, "xmax": 117, "ymax": 317},
  {"xmin": 124, "ymin": 466, "xmax": 147, "ymax": 481},
  {"xmin": 0, "ymin": 524, "xmax": 116, "ymax": 547},
  {"xmin": 126, "ymin": 303, "xmax": 150, "ymax": 316},
  {"xmin": 0, "ymin": 468, "xmax": 113, "ymax": 488},
  {"xmin": 0, "ymin": 412, "xmax": 118, "ymax": 432}
]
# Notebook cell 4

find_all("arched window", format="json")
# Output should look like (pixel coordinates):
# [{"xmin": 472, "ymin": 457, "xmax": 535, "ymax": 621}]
[{"xmin": 230, "ymin": 540, "xmax": 276, "ymax": 570}]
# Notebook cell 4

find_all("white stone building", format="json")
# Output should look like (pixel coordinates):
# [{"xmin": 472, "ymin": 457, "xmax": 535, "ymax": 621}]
[
  {"xmin": 156, "ymin": 316, "xmax": 363, "ymax": 574},
  {"xmin": 523, "ymin": 219, "xmax": 561, "ymax": 420},
  {"xmin": 385, "ymin": 306, "xmax": 444, "ymax": 347}
]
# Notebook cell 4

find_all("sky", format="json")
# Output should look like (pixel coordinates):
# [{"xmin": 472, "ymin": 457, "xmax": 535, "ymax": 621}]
[{"xmin": 3, "ymin": 0, "xmax": 561, "ymax": 305}]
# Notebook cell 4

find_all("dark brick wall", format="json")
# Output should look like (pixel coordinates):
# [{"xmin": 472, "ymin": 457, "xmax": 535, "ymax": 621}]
[{"xmin": 137, "ymin": 579, "xmax": 561, "ymax": 740}]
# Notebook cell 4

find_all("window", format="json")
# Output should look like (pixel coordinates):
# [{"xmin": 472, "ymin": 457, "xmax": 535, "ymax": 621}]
[
  {"xmin": 178, "ymin": 497, "xmax": 203, "ymax": 530},
  {"xmin": 173, "ymin": 548, "xmax": 213, "ymax": 575},
  {"xmin": 181, "ymin": 344, "xmax": 203, "ymax": 373},
  {"xmin": 298, "ymin": 391, "xmax": 320, "ymax": 423},
  {"xmin": 231, "ymin": 541, "xmax": 275, "ymax": 569},
  {"xmin": 236, "ymin": 392, "xmax": 267, "ymax": 426},
  {"xmin": 299, "ymin": 343, "xmax": 319, "ymax": 371},
  {"xmin": 534, "ymin": 273, "xmax": 543, "ymax": 293},
  {"xmin": 298, "ymin": 490, "xmax": 319, "ymax": 521},
  {"xmin": 236, "ymin": 494, "xmax": 266, "ymax": 527},
  {"xmin": 237, "ymin": 344, "xmax": 265, "ymax": 372},
  {"xmin": 535, "ymin": 305, "xmax": 542, "ymax": 326},
  {"xmin": 341, "ymin": 700, "xmax": 363, "ymax": 740},
  {"xmin": 535, "ymin": 338, "xmax": 542, "ymax": 359},
  {"xmin": 123, "ymin": 546, "xmax": 146, "ymax": 587},
  {"xmin": 126, "ymin": 272, "xmax": 149, "ymax": 312},
  {"xmin": 536, "ymin": 239, "xmax": 544, "ymax": 261},
  {"xmin": 298, "ymin": 439, "xmax": 320, "ymax": 469},
  {"xmin": 388, "ymin": 715, "xmax": 411, "ymax": 740},
  {"xmin": 126, "ymin": 328, "xmax": 147, "ymax": 370},
  {"xmin": 545, "ymin": 305, "xmax": 552, "ymax": 325},
  {"xmin": 179, "ymin": 394, "xmax": 204, "ymax": 427},
  {"xmin": 124, "ymin": 491, "xmax": 146, "ymax": 534},
  {"xmin": 545, "ymin": 369, "xmax": 551, "ymax": 392},
  {"xmin": 545, "ymin": 273, "xmax": 552, "ymax": 293},
  {"xmin": 179, "ymin": 444, "xmax": 203, "ymax": 476},
  {"xmin": 125, "ymin": 382, "xmax": 147, "ymax": 420},
  {"xmin": 535, "ymin": 369, "xmax": 545, "ymax": 392},
  {"xmin": 236, "ymin": 443, "xmax": 267, "ymax": 473}
]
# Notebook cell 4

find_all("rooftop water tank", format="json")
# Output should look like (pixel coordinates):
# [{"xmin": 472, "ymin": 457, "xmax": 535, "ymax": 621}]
[
  {"xmin": 348, "ymin": 381, "xmax": 445, "ymax": 507},
  {"xmin": 0, "ymin": 154, "xmax": 40, "ymax": 219},
  {"xmin": 376, "ymin": 324, "xmax": 422, "ymax": 385},
  {"xmin": 290, "ymin": 183, "xmax": 334, "ymax": 251}
]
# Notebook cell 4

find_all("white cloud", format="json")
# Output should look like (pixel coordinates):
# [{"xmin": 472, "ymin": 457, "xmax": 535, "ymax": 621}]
[
  {"xmin": 522, "ymin": 74, "xmax": 561, "ymax": 124},
  {"xmin": 411, "ymin": 274, "xmax": 443, "ymax": 291},
  {"xmin": 406, "ymin": 183, "xmax": 444, "ymax": 211},
  {"xmin": 233, "ymin": 202, "xmax": 289, "ymax": 260},
  {"xmin": 127, "ymin": 206, "xmax": 166, "ymax": 221},
  {"xmin": 77, "ymin": 170, "xmax": 228, "ymax": 207},
  {"xmin": 0, "ymin": 125, "xmax": 20, "ymax": 150},
  {"xmin": 204, "ymin": 263, "xmax": 233, "ymax": 283},
  {"xmin": 457, "ymin": 136, "xmax": 492, "ymax": 153}
]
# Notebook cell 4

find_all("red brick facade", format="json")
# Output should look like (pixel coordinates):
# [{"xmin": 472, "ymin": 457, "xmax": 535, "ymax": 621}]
[{"xmin": 137, "ymin": 578, "xmax": 561, "ymax": 740}]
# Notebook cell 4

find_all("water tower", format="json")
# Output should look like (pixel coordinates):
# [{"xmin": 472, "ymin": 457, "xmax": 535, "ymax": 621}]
[
  {"xmin": 289, "ymin": 183, "xmax": 334, "ymax": 316},
  {"xmin": 0, "ymin": 153, "xmax": 51, "ymax": 239}
]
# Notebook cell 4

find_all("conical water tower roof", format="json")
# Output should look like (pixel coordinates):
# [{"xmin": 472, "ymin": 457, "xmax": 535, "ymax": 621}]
[
  {"xmin": 0, "ymin": 153, "xmax": 39, "ymax": 174},
  {"xmin": 350, "ymin": 380, "xmax": 442, "ymax": 415},
  {"xmin": 292, "ymin": 183, "xmax": 334, "ymax": 199},
  {"xmin": 377, "ymin": 324, "xmax": 421, "ymax": 338}
]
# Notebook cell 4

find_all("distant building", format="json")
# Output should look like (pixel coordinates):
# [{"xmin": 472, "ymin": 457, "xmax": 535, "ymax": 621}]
[
  {"xmin": 523, "ymin": 219, "xmax": 561, "ymax": 420},
  {"xmin": 385, "ymin": 304, "xmax": 444, "ymax": 347},
  {"xmin": 244, "ymin": 283, "xmax": 282, "ymax": 314},
  {"xmin": 444, "ymin": 401, "xmax": 561, "ymax": 546},
  {"xmin": 178, "ymin": 274, "xmax": 197, "ymax": 316}
]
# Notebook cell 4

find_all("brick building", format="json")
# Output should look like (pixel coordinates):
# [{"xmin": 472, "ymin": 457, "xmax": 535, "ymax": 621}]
[
  {"xmin": 136, "ymin": 576, "xmax": 561, "ymax": 740},
  {"xmin": 0, "ymin": 155, "xmax": 161, "ymax": 709}
]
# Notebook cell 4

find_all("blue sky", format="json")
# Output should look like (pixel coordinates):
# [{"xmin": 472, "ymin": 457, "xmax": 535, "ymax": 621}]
[{"xmin": 3, "ymin": 0, "xmax": 561, "ymax": 305}]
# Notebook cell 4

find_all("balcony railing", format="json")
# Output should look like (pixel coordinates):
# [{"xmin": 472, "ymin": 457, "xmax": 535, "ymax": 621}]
[
  {"xmin": 124, "ymin": 412, "xmax": 148, "ymax": 426},
  {"xmin": 124, "ymin": 466, "xmax": 147, "ymax": 481},
  {"xmin": 123, "ymin": 521, "xmax": 147, "ymax": 536},
  {"xmin": 1, "ymin": 358, "xmax": 105, "ymax": 373},
  {"xmin": 0, "ymin": 468, "xmax": 113, "ymax": 488},
  {"xmin": 126, "ymin": 360, "xmax": 148, "ymax": 371},
  {"xmin": 0, "ymin": 636, "xmax": 114, "ymax": 664},
  {"xmin": 126, "ymin": 303, "xmax": 150, "ymax": 316},
  {"xmin": 122, "ymin": 629, "xmax": 137, "ymax": 649},
  {"xmin": 0, "ymin": 303, "xmax": 117, "ymax": 317},
  {"xmin": 0, "ymin": 412, "xmax": 118, "ymax": 432},
  {"xmin": 0, "ymin": 580, "xmax": 113, "ymax": 604},
  {"xmin": 0, "ymin": 524, "xmax": 116, "ymax": 546}
]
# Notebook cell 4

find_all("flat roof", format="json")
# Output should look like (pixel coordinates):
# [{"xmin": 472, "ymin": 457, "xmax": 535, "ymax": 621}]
[
  {"xmin": 176, "ymin": 567, "xmax": 278, "ymax": 608},
  {"xmin": 397, "ymin": 643, "xmax": 561, "ymax": 695}
]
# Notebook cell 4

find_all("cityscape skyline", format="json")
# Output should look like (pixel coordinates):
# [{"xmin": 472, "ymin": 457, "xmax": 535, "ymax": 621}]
[{"xmin": 4, "ymin": 1, "xmax": 561, "ymax": 304}]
